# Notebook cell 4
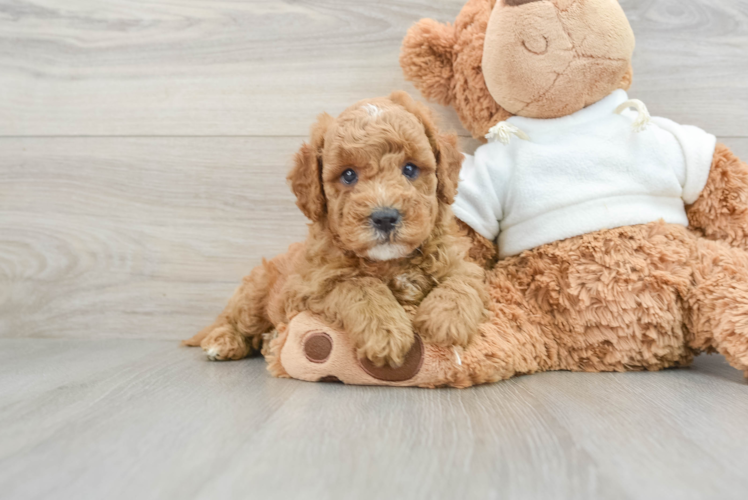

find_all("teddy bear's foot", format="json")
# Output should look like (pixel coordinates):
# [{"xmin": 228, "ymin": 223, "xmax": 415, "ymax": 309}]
[
  {"xmin": 357, "ymin": 334, "xmax": 424, "ymax": 382},
  {"xmin": 278, "ymin": 313, "xmax": 436, "ymax": 386}
]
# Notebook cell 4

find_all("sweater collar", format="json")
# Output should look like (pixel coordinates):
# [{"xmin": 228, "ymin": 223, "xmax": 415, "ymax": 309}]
[{"xmin": 507, "ymin": 89, "xmax": 630, "ymax": 135}]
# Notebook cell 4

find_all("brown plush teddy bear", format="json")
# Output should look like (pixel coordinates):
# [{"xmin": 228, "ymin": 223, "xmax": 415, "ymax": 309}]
[{"xmin": 263, "ymin": 0, "xmax": 748, "ymax": 387}]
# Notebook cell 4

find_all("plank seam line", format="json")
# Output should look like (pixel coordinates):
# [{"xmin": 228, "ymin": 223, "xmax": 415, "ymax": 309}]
[{"xmin": 0, "ymin": 134, "xmax": 480, "ymax": 139}]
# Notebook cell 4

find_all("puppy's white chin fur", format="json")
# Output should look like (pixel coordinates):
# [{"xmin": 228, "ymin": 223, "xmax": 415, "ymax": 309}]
[{"xmin": 367, "ymin": 243, "xmax": 410, "ymax": 262}]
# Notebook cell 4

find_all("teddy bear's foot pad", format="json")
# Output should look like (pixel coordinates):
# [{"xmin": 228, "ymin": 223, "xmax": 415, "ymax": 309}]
[{"xmin": 281, "ymin": 313, "xmax": 445, "ymax": 387}]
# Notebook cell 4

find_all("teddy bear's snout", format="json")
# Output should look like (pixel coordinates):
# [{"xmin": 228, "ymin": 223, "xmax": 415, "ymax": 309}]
[{"xmin": 482, "ymin": 0, "xmax": 634, "ymax": 119}]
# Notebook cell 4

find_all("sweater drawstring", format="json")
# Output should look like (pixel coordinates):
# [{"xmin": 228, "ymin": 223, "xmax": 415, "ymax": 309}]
[
  {"xmin": 615, "ymin": 99, "xmax": 651, "ymax": 132},
  {"xmin": 487, "ymin": 98, "xmax": 650, "ymax": 143},
  {"xmin": 486, "ymin": 122, "xmax": 531, "ymax": 145}
]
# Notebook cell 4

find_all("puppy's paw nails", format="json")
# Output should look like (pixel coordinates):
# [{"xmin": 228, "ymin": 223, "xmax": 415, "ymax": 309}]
[{"xmin": 200, "ymin": 326, "xmax": 251, "ymax": 361}]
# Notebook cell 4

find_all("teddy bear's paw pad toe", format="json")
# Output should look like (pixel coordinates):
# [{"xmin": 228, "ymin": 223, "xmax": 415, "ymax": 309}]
[
  {"xmin": 358, "ymin": 334, "xmax": 424, "ymax": 382},
  {"xmin": 303, "ymin": 332, "xmax": 333, "ymax": 363}
]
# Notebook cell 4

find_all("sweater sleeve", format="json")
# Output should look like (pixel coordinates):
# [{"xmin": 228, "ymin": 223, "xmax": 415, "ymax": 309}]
[
  {"xmin": 651, "ymin": 117, "xmax": 717, "ymax": 204},
  {"xmin": 451, "ymin": 150, "xmax": 503, "ymax": 241}
]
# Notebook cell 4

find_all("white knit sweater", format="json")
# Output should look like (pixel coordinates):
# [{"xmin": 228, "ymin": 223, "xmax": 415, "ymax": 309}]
[{"xmin": 452, "ymin": 90, "xmax": 717, "ymax": 259}]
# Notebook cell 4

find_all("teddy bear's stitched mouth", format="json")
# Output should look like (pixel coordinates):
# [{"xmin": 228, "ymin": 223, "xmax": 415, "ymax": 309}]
[
  {"xmin": 522, "ymin": 35, "xmax": 549, "ymax": 55},
  {"xmin": 504, "ymin": 0, "xmax": 543, "ymax": 6}
]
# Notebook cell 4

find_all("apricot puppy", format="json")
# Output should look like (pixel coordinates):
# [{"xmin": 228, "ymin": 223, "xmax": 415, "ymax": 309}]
[{"xmin": 184, "ymin": 92, "xmax": 488, "ymax": 367}]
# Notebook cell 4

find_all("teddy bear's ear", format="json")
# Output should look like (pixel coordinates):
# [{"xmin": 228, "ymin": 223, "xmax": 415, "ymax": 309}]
[
  {"xmin": 388, "ymin": 91, "xmax": 462, "ymax": 205},
  {"xmin": 288, "ymin": 113, "xmax": 334, "ymax": 222},
  {"xmin": 400, "ymin": 19, "xmax": 457, "ymax": 106}
]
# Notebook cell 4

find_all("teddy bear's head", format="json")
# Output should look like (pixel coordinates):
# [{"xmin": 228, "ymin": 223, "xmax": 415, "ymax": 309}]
[{"xmin": 401, "ymin": 0, "xmax": 635, "ymax": 139}]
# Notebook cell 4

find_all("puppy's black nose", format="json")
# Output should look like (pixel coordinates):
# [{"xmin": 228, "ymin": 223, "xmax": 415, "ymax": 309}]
[{"xmin": 370, "ymin": 208, "xmax": 401, "ymax": 233}]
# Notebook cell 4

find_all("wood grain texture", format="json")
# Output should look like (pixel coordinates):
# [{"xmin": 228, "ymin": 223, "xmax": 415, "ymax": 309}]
[
  {"xmin": 0, "ymin": 137, "xmax": 308, "ymax": 339},
  {"xmin": 0, "ymin": 0, "xmax": 468, "ymax": 137},
  {"xmin": 0, "ymin": 0, "xmax": 746, "ymax": 137},
  {"xmin": 2, "ymin": 2, "xmax": 747, "ymax": 499},
  {"xmin": 3, "ymin": 137, "xmax": 747, "ymax": 340},
  {"xmin": 0, "ymin": 339, "xmax": 746, "ymax": 500}
]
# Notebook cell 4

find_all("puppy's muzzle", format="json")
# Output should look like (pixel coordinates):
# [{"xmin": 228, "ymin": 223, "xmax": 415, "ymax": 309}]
[{"xmin": 370, "ymin": 208, "xmax": 401, "ymax": 235}]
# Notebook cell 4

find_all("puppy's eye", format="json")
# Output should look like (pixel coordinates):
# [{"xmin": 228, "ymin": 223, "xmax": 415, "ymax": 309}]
[
  {"xmin": 340, "ymin": 169, "xmax": 358, "ymax": 185},
  {"xmin": 402, "ymin": 163, "xmax": 420, "ymax": 180}
]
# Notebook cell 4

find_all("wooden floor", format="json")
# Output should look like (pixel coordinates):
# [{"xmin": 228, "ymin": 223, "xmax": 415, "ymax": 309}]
[
  {"xmin": 1, "ymin": 341, "xmax": 747, "ymax": 500},
  {"xmin": 1, "ymin": 1, "xmax": 748, "ymax": 498}
]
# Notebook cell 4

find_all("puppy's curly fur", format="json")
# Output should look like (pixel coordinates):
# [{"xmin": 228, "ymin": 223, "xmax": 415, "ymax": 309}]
[{"xmin": 184, "ymin": 92, "xmax": 489, "ymax": 367}]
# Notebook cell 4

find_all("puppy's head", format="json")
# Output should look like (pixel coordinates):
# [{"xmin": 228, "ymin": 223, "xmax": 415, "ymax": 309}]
[{"xmin": 289, "ymin": 91, "xmax": 462, "ymax": 261}]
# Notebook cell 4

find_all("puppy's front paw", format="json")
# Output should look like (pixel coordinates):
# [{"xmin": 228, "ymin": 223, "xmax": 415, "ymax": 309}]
[
  {"xmin": 200, "ymin": 325, "xmax": 252, "ymax": 361},
  {"xmin": 413, "ymin": 287, "xmax": 484, "ymax": 348},
  {"xmin": 355, "ymin": 315, "xmax": 415, "ymax": 369}
]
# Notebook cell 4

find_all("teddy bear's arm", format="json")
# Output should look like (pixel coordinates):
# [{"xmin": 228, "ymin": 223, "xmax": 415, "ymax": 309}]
[{"xmin": 686, "ymin": 144, "xmax": 748, "ymax": 251}]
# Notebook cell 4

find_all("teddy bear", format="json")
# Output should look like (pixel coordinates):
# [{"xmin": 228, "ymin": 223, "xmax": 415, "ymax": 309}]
[{"xmin": 262, "ymin": 0, "xmax": 748, "ymax": 388}]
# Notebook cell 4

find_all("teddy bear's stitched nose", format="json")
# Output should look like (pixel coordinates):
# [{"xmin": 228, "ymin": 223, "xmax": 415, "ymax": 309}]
[{"xmin": 505, "ymin": 0, "xmax": 543, "ymax": 6}]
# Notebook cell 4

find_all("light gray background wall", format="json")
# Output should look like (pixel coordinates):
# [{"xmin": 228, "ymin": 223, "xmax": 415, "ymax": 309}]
[
  {"xmin": 2, "ymin": 3, "xmax": 748, "ymax": 500},
  {"xmin": 2, "ymin": 0, "xmax": 747, "ymax": 341}
]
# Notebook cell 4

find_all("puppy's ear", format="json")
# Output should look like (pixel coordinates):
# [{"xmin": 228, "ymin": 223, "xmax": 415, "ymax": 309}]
[
  {"xmin": 288, "ymin": 113, "xmax": 334, "ymax": 222},
  {"xmin": 433, "ymin": 133, "xmax": 463, "ymax": 205},
  {"xmin": 388, "ymin": 91, "xmax": 462, "ymax": 205}
]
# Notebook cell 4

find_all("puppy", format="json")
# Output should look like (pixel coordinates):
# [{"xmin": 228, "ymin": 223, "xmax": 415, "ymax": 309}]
[{"xmin": 184, "ymin": 92, "xmax": 488, "ymax": 367}]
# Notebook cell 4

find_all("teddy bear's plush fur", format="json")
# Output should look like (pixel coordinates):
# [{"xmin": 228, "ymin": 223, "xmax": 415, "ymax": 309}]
[
  {"xmin": 254, "ymin": 0, "xmax": 748, "ymax": 387},
  {"xmin": 184, "ymin": 92, "xmax": 488, "ymax": 368},
  {"xmin": 401, "ymin": 0, "xmax": 748, "ymax": 259},
  {"xmin": 395, "ymin": 0, "xmax": 748, "ymax": 380}
]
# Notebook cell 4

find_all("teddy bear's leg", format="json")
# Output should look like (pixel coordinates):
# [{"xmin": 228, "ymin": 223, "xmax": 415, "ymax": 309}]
[
  {"xmin": 687, "ymin": 144, "xmax": 748, "ymax": 252},
  {"xmin": 685, "ymin": 237, "xmax": 748, "ymax": 377}
]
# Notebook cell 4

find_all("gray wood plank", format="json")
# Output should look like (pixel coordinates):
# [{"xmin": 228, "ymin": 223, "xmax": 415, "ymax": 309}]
[
  {"xmin": 1, "ymin": 0, "xmax": 746, "ymax": 137},
  {"xmin": 0, "ymin": 339, "xmax": 746, "ymax": 500},
  {"xmin": 0, "ymin": 137, "xmax": 308, "ymax": 340},
  {"xmin": 624, "ymin": 0, "xmax": 748, "ymax": 134},
  {"xmin": 2, "ymin": 3, "xmax": 747, "ymax": 499},
  {"xmin": 719, "ymin": 137, "xmax": 748, "ymax": 159},
  {"xmin": 0, "ymin": 0, "xmax": 468, "ymax": 137},
  {"xmin": 2, "ymin": 137, "xmax": 747, "ymax": 341}
]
